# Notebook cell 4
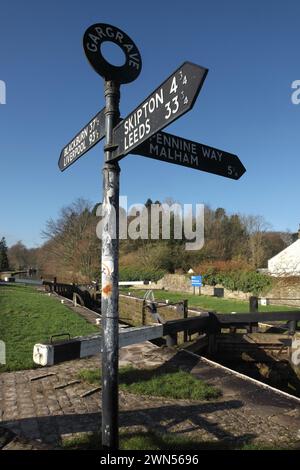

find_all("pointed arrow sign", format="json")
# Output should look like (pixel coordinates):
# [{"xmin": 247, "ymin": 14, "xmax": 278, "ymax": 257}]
[
  {"xmin": 132, "ymin": 131, "xmax": 246, "ymax": 180},
  {"xmin": 110, "ymin": 61, "xmax": 208, "ymax": 161},
  {"xmin": 58, "ymin": 108, "xmax": 106, "ymax": 171}
]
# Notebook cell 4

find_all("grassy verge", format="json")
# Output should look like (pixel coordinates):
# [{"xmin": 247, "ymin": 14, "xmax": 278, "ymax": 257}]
[
  {"xmin": 0, "ymin": 284, "xmax": 98, "ymax": 372},
  {"xmin": 78, "ymin": 365, "xmax": 221, "ymax": 401},
  {"xmin": 62, "ymin": 430, "xmax": 292, "ymax": 450},
  {"xmin": 122, "ymin": 289, "xmax": 299, "ymax": 313}
]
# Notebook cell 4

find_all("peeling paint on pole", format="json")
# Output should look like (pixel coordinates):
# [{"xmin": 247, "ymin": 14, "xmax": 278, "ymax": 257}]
[{"xmin": 101, "ymin": 80, "xmax": 120, "ymax": 450}]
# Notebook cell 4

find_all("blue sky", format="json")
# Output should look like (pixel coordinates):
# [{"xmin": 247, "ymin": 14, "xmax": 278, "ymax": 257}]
[{"xmin": 0, "ymin": 0, "xmax": 300, "ymax": 247}]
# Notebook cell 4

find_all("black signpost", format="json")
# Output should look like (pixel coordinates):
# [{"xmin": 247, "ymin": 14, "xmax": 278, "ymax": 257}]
[
  {"xmin": 58, "ymin": 108, "xmax": 105, "ymax": 171},
  {"xmin": 83, "ymin": 23, "xmax": 142, "ymax": 84},
  {"xmin": 58, "ymin": 22, "xmax": 246, "ymax": 450},
  {"xmin": 111, "ymin": 62, "xmax": 208, "ymax": 161},
  {"xmin": 133, "ymin": 131, "xmax": 246, "ymax": 179}
]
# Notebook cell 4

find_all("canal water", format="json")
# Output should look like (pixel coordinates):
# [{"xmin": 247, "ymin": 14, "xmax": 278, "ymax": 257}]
[{"xmin": 14, "ymin": 272, "xmax": 43, "ymax": 286}]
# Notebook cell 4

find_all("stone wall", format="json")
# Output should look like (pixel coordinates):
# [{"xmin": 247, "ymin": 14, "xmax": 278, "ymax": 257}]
[
  {"xmin": 153, "ymin": 274, "xmax": 250, "ymax": 301},
  {"xmin": 137, "ymin": 273, "xmax": 300, "ymax": 306},
  {"xmin": 265, "ymin": 277, "xmax": 300, "ymax": 307},
  {"xmin": 155, "ymin": 274, "xmax": 192, "ymax": 293}
]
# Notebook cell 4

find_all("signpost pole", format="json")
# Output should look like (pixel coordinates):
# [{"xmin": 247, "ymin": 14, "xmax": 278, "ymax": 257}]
[
  {"xmin": 59, "ymin": 22, "xmax": 245, "ymax": 452},
  {"xmin": 101, "ymin": 79, "xmax": 120, "ymax": 450}
]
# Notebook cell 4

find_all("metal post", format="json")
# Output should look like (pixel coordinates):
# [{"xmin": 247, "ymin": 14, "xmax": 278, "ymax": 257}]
[
  {"xmin": 183, "ymin": 300, "xmax": 188, "ymax": 343},
  {"xmin": 142, "ymin": 300, "xmax": 146, "ymax": 325},
  {"xmin": 288, "ymin": 320, "xmax": 297, "ymax": 335},
  {"xmin": 166, "ymin": 333, "xmax": 178, "ymax": 347},
  {"xmin": 249, "ymin": 296, "xmax": 258, "ymax": 313},
  {"xmin": 101, "ymin": 80, "xmax": 120, "ymax": 450}
]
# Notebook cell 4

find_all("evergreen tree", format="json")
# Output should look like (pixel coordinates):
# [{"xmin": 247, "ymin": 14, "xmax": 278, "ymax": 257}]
[{"xmin": 0, "ymin": 237, "xmax": 9, "ymax": 270}]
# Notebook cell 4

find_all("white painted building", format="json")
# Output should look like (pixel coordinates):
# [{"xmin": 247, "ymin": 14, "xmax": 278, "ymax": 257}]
[{"xmin": 268, "ymin": 235, "xmax": 300, "ymax": 276}]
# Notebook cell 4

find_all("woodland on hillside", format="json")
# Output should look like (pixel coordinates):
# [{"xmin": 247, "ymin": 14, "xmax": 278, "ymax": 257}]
[{"xmin": 4, "ymin": 198, "xmax": 296, "ymax": 284}]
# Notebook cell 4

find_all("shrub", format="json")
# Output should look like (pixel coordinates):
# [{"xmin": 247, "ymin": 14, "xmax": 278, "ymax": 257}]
[
  {"xmin": 119, "ymin": 266, "xmax": 165, "ymax": 283},
  {"xmin": 202, "ymin": 269, "xmax": 272, "ymax": 295}
]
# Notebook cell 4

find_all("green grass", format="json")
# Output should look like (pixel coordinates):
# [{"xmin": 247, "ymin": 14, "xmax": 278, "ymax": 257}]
[
  {"xmin": 123, "ymin": 289, "xmax": 299, "ymax": 314},
  {"xmin": 0, "ymin": 284, "xmax": 98, "ymax": 372},
  {"xmin": 62, "ymin": 430, "xmax": 294, "ymax": 450},
  {"xmin": 78, "ymin": 365, "xmax": 221, "ymax": 401}
]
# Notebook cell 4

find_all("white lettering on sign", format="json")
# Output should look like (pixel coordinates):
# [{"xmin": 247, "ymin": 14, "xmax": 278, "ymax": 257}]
[
  {"xmin": 59, "ymin": 110, "xmax": 106, "ymax": 171},
  {"xmin": 62, "ymin": 127, "xmax": 90, "ymax": 168},
  {"xmin": 63, "ymin": 128, "xmax": 88, "ymax": 157},
  {"xmin": 123, "ymin": 89, "xmax": 164, "ymax": 151},
  {"xmin": 147, "ymin": 134, "xmax": 224, "ymax": 168},
  {"xmin": 149, "ymin": 143, "xmax": 198, "ymax": 166},
  {"xmin": 156, "ymin": 133, "xmax": 197, "ymax": 154},
  {"xmin": 61, "ymin": 116, "xmax": 102, "ymax": 168},
  {"xmin": 63, "ymin": 141, "xmax": 87, "ymax": 167},
  {"xmin": 121, "ymin": 70, "xmax": 189, "ymax": 153},
  {"xmin": 86, "ymin": 26, "xmax": 140, "ymax": 69},
  {"xmin": 201, "ymin": 147, "xmax": 223, "ymax": 162},
  {"xmin": 111, "ymin": 62, "xmax": 208, "ymax": 161}
]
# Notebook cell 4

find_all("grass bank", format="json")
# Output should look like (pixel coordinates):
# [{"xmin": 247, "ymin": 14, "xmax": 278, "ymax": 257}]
[
  {"xmin": 0, "ymin": 284, "xmax": 98, "ymax": 372},
  {"xmin": 62, "ymin": 430, "xmax": 292, "ymax": 451},
  {"xmin": 78, "ymin": 365, "xmax": 221, "ymax": 401}
]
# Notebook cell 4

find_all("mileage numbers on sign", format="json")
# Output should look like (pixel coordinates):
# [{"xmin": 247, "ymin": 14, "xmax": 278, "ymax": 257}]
[{"xmin": 111, "ymin": 62, "xmax": 208, "ymax": 160}]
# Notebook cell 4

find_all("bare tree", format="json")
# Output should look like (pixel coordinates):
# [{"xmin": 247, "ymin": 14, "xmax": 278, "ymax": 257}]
[
  {"xmin": 241, "ymin": 214, "xmax": 271, "ymax": 268},
  {"xmin": 41, "ymin": 198, "xmax": 99, "ymax": 282}
]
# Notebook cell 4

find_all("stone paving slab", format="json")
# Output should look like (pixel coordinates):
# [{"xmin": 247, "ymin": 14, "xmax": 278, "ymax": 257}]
[{"xmin": 0, "ymin": 342, "xmax": 300, "ymax": 449}]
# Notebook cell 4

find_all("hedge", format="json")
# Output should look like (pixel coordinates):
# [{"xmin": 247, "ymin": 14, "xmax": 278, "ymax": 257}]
[
  {"xmin": 202, "ymin": 268, "xmax": 273, "ymax": 295},
  {"xmin": 119, "ymin": 267, "xmax": 166, "ymax": 283}
]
